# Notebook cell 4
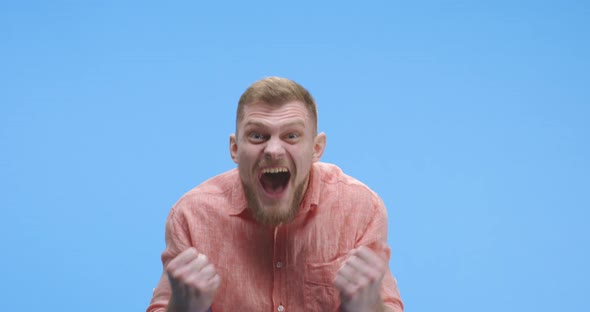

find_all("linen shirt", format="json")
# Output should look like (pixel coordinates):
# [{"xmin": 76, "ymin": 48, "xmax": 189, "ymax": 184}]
[{"xmin": 146, "ymin": 162, "xmax": 403, "ymax": 312}]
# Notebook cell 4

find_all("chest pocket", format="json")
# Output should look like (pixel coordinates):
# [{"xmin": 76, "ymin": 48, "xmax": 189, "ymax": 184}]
[{"xmin": 303, "ymin": 256, "xmax": 345, "ymax": 311}]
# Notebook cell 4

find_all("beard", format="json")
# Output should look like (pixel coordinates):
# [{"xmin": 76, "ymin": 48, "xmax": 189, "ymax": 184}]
[{"xmin": 242, "ymin": 175, "xmax": 308, "ymax": 227}]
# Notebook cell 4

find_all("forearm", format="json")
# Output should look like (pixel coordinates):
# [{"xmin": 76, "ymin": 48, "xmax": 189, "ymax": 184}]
[
  {"xmin": 165, "ymin": 297, "xmax": 180, "ymax": 312},
  {"xmin": 339, "ymin": 304, "xmax": 389, "ymax": 312},
  {"xmin": 166, "ymin": 298, "xmax": 212, "ymax": 312},
  {"xmin": 382, "ymin": 304, "xmax": 395, "ymax": 312},
  {"xmin": 338, "ymin": 295, "xmax": 392, "ymax": 312}
]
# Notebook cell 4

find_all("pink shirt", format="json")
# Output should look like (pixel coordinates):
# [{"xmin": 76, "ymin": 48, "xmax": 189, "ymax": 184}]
[{"xmin": 147, "ymin": 162, "xmax": 403, "ymax": 312}]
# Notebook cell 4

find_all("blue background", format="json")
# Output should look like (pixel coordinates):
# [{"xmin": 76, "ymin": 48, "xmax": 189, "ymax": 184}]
[{"xmin": 1, "ymin": 1, "xmax": 588, "ymax": 311}]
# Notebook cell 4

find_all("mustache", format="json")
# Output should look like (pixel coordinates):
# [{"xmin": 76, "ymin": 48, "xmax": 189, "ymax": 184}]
[{"xmin": 257, "ymin": 161, "xmax": 290, "ymax": 168}]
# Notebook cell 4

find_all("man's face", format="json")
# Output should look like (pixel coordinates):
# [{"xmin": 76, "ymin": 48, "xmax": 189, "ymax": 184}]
[{"xmin": 230, "ymin": 101, "xmax": 325, "ymax": 226}]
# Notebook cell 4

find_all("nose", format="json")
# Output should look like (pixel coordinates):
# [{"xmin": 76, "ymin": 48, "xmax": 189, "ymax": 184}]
[{"xmin": 263, "ymin": 136, "xmax": 285, "ymax": 160}]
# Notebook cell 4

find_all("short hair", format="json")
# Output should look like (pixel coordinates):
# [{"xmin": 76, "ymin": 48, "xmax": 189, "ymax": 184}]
[{"xmin": 236, "ymin": 77, "xmax": 318, "ymax": 134}]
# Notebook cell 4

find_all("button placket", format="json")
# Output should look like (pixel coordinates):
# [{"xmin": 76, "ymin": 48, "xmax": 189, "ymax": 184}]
[{"xmin": 272, "ymin": 226, "xmax": 288, "ymax": 312}]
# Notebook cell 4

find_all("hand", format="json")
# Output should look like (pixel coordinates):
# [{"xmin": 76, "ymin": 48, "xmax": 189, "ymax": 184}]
[
  {"xmin": 166, "ymin": 248, "xmax": 220, "ymax": 312},
  {"xmin": 333, "ymin": 246, "xmax": 387, "ymax": 312}
]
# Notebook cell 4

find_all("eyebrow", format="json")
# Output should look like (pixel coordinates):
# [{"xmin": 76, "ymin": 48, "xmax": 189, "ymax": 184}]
[{"xmin": 243, "ymin": 119, "xmax": 306, "ymax": 129}]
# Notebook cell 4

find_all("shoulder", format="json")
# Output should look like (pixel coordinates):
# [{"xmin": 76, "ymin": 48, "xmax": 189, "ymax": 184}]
[
  {"xmin": 170, "ymin": 168, "xmax": 240, "ymax": 218},
  {"xmin": 316, "ymin": 162, "xmax": 381, "ymax": 197},
  {"xmin": 311, "ymin": 163, "xmax": 390, "ymax": 246},
  {"xmin": 314, "ymin": 162, "xmax": 386, "ymax": 212}
]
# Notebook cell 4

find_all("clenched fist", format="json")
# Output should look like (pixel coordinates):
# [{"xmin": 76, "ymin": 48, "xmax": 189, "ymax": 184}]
[
  {"xmin": 334, "ymin": 246, "xmax": 388, "ymax": 312},
  {"xmin": 166, "ymin": 248, "xmax": 220, "ymax": 312}
]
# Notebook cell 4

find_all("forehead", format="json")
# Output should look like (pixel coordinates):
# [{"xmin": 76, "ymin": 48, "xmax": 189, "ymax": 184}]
[{"xmin": 239, "ymin": 101, "xmax": 311, "ymax": 126}]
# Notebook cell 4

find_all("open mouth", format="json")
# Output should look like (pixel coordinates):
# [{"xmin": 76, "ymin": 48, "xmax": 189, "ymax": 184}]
[{"xmin": 259, "ymin": 167, "xmax": 291, "ymax": 196}]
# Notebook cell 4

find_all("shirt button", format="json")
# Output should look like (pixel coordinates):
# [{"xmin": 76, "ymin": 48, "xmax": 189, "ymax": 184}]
[
  {"xmin": 278, "ymin": 305, "xmax": 285, "ymax": 312},
  {"xmin": 276, "ymin": 261, "xmax": 284, "ymax": 269}
]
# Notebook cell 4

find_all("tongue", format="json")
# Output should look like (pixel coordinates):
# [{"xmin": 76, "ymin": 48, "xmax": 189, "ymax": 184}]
[{"xmin": 261, "ymin": 173, "xmax": 288, "ymax": 194}]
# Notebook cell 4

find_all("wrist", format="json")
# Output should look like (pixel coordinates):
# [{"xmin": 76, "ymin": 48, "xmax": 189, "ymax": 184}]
[{"xmin": 167, "ymin": 298, "xmax": 212, "ymax": 312}]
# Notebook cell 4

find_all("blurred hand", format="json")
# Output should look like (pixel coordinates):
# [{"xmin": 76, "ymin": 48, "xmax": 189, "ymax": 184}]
[
  {"xmin": 334, "ymin": 246, "xmax": 387, "ymax": 312},
  {"xmin": 166, "ymin": 247, "xmax": 220, "ymax": 312}
]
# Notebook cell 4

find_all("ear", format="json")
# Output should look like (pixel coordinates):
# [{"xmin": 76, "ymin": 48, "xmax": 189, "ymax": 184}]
[
  {"xmin": 229, "ymin": 134, "xmax": 238, "ymax": 164},
  {"xmin": 312, "ymin": 132, "xmax": 326, "ymax": 162}
]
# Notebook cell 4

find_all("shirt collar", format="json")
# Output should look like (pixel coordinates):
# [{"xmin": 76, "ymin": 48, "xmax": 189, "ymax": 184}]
[
  {"xmin": 228, "ymin": 170, "xmax": 248, "ymax": 216},
  {"xmin": 298, "ymin": 162, "xmax": 321, "ymax": 215}
]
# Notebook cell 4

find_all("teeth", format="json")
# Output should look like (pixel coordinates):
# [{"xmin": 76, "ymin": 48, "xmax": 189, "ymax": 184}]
[{"xmin": 262, "ymin": 167, "xmax": 288, "ymax": 174}]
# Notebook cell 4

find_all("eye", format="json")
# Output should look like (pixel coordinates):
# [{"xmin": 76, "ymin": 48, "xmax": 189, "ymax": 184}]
[
  {"xmin": 285, "ymin": 132, "xmax": 300, "ymax": 141},
  {"xmin": 248, "ymin": 132, "xmax": 268, "ymax": 142}
]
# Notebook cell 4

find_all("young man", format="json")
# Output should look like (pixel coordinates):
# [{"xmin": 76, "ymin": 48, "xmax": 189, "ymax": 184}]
[{"xmin": 146, "ymin": 77, "xmax": 403, "ymax": 312}]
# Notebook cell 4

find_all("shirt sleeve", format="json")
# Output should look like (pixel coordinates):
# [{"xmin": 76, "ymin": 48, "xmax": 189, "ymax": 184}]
[
  {"xmin": 146, "ymin": 206, "xmax": 192, "ymax": 312},
  {"xmin": 355, "ymin": 195, "xmax": 404, "ymax": 312}
]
